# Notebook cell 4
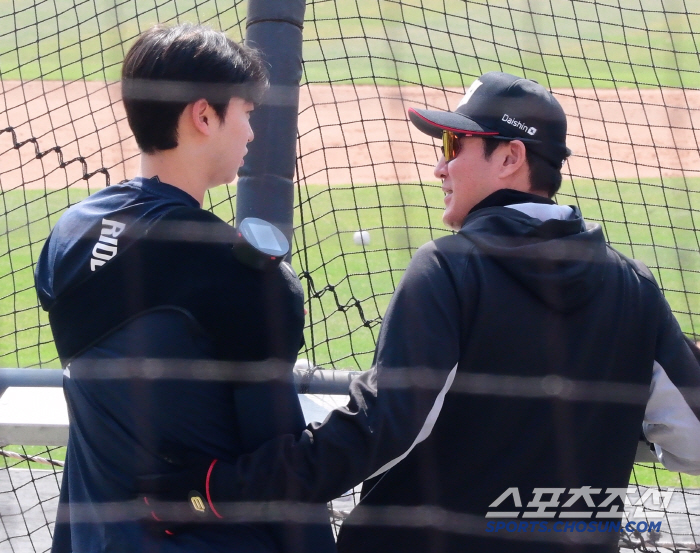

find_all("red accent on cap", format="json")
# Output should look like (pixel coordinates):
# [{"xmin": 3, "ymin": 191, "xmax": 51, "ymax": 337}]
[
  {"xmin": 165, "ymin": 530, "xmax": 174, "ymax": 536},
  {"xmin": 151, "ymin": 511, "xmax": 162, "ymax": 522},
  {"xmin": 407, "ymin": 108, "xmax": 500, "ymax": 136},
  {"xmin": 206, "ymin": 459, "xmax": 224, "ymax": 519}
]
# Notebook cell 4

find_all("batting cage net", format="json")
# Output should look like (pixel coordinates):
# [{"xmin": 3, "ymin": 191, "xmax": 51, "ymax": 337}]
[{"xmin": 1, "ymin": 0, "xmax": 700, "ymax": 551}]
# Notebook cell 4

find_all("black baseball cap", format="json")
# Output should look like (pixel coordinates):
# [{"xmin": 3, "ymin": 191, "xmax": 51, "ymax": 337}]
[{"xmin": 408, "ymin": 72, "xmax": 571, "ymax": 166}]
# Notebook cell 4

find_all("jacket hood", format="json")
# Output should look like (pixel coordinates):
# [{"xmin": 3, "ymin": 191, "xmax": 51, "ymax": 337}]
[{"xmin": 461, "ymin": 193, "xmax": 607, "ymax": 313}]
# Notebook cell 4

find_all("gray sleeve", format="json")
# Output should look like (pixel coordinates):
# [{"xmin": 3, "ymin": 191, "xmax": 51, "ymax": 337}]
[{"xmin": 643, "ymin": 301, "xmax": 700, "ymax": 474}]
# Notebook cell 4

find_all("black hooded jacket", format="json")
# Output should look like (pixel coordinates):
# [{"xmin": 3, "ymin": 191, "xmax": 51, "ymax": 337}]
[{"xmin": 201, "ymin": 190, "xmax": 700, "ymax": 553}]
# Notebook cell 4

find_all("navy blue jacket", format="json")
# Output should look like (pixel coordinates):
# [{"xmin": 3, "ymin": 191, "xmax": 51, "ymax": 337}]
[{"xmin": 35, "ymin": 177, "xmax": 335, "ymax": 552}]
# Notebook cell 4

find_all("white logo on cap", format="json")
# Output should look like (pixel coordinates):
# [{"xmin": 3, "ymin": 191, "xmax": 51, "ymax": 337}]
[
  {"xmin": 457, "ymin": 79, "xmax": 483, "ymax": 109},
  {"xmin": 502, "ymin": 113, "xmax": 537, "ymax": 136}
]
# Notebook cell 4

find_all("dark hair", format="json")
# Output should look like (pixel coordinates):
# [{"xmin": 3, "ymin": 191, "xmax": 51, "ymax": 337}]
[
  {"xmin": 482, "ymin": 137, "xmax": 568, "ymax": 198},
  {"xmin": 121, "ymin": 23, "xmax": 268, "ymax": 153}
]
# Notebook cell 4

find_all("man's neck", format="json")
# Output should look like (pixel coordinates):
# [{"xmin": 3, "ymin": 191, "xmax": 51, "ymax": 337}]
[{"xmin": 138, "ymin": 151, "xmax": 206, "ymax": 205}]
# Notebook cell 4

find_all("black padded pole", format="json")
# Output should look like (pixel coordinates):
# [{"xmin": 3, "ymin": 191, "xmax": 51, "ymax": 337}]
[{"xmin": 236, "ymin": 0, "xmax": 305, "ymax": 254}]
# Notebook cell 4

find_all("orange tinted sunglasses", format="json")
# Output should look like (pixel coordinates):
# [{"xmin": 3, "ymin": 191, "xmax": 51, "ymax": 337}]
[{"xmin": 442, "ymin": 130, "xmax": 467, "ymax": 162}]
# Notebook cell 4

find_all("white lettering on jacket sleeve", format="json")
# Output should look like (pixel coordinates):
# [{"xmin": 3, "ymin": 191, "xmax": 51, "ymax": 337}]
[{"xmin": 90, "ymin": 218, "xmax": 125, "ymax": 271}]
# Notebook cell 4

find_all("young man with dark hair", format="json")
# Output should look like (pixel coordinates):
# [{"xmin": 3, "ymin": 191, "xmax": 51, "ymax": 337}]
[
  {"xmin": 35, "ymin": 23, "xmax": 334, "ymax": 553},
  {"xmin": 142, "ymin": 72, "xmax": 700, "ymax": 553}
]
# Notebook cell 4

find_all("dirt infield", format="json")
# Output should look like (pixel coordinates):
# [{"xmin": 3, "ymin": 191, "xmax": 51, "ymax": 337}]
[{"xmin": 1, "ymin": 80, "xmax": 699, "ymax": 191}]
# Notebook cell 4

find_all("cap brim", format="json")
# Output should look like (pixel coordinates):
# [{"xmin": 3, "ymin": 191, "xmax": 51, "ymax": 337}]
[{"xmin": 408, "ymin": 108, "xmax": 497, "ymax": 138}]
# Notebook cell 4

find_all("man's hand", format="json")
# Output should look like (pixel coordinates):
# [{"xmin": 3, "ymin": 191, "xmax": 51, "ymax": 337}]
[{"xmin": 137, "ymin": 451, "xmax": 222, "ymax": 536}]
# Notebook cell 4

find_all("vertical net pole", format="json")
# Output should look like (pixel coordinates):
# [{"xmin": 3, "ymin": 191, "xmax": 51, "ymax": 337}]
[{"xmin": 236, "ymin": 0, "xmax": 306, "ymax": 250}]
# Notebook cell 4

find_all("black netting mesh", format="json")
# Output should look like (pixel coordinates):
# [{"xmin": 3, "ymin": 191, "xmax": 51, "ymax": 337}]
[{"xmin": 1, "ymin": 0, "xmax": 699, "ymax": 550}]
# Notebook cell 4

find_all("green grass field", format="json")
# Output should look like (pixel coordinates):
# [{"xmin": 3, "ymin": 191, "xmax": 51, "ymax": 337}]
[
  {"xmin": 1, "ymin": 0, "xmax": 700, "ymax": 493},
  {"xmin": 1, "ymin": 175, "xmax": 699, "ymax": 486},
  {"xmin": 0, "ymin": 181, "xmax": 446, "ymax": 369},
  {"xmin": 632, "ymin": 463, "xmax": 700, "ymax": 489},
  {"xmin": 1, "ymin": 0, "xmax": 698, "ymax": 87},
  {"xmin": 1, "ymin": 176, "xmax": 699, "ymax": 370}
]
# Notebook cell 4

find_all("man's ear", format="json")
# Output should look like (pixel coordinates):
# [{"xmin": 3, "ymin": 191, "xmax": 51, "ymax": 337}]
[
  {"xmin": 499, "ymin": 139, "xmax": 528, "ymax": 178},
  {"xmin": 189, "ymin": 99, "xmax": 213, "ymax": 136}
]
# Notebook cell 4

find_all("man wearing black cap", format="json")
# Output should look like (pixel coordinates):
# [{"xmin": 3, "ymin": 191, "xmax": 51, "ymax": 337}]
[
  {"xmin": 408, "ymin": 70, "xmax": 571, "ymax": 224},
  {"xmin": 141, "ymin": 72, "xmax": 700, "ymax": 553}
]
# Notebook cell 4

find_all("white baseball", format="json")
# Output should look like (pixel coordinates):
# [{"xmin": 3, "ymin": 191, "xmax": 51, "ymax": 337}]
[{"xmin": 353, "ymin": 230, "xmax": 370, "ymax": 245}]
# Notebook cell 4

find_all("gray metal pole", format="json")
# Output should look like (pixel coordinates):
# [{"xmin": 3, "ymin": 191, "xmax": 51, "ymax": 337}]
[
  {"xmin": 236, "ymin": 0, "xmax": 306, "ymax": 251},
  {"xmin": 0, "ymin": 367, "xmax": 665, "ymax": 463},
  {"xmin": 0, "ymin": 368, "xmax": 63, "ymax": 397},
  {"xmin": 0, "ymin": 368, "xmax": 356, "ymax": 395}
]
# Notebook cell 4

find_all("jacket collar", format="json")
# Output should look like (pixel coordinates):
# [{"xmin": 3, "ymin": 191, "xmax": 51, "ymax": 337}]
[{"xmin": 468, "ymin": 189, "xmax": 554, "ymax": 217}]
